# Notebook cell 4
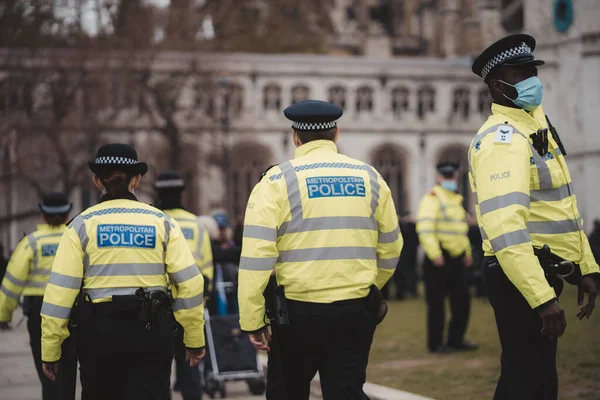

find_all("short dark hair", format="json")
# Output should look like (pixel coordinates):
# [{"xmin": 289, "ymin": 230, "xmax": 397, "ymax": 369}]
[
  {"xmin": 295, "ymin": 127, "xmax": 336, "ymax": 144},
  {"xmin": 43, "ymin": 213, "xmax": 69, "ymax": 227}
]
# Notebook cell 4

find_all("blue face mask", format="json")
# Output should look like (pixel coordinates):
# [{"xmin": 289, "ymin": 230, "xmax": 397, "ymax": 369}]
[
  {"xmin": 440, "ymin": 180, "xmax": 458, "ymax": 192},
  {"xmin": 501, "ymin": 76, "xmax": 544, "ymax": 112}
]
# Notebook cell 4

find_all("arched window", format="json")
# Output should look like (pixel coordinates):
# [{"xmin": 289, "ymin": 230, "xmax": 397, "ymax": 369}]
[
  {"xmin": 391, "ymin": 87, "xmax": 410, "ymax": 119},
  {"xmin": 195, "ymin": 80, "xmax": 215, "ymax": 117},
  {"xmin": 328, "ymin": 86, "xmax": 346, "ymax": 110},
  {"xmin": 417, "ymin": 86, "xmax": 435, "ymax": 119},
  {"xmin": 263, "ymin": 83, "xmax": 282, "ymax": 111},
  {"xmin": 372, "ymin": 145, "xmax": 407, "ymax": 215},
  {"xmin": 452, "ymin": 88, "xmax": 470, "ymax": 120},
  {"xmin": 225, "ymin": 83, "xmax": 244, "ymax": 116},
  {"xmin": 477, "ymin": 88, "xmax": 492, "ymax": 116},
  {"xmin": 291, "ymin": 85, "xmax": 310, "ymax": 104},
  {"xmin": 355, "ymin": 86, "xmax": 374, "ymax": 112},
  {"xmin": 227, "ymin": 143, "xmax": 273, "ymax": 219}
]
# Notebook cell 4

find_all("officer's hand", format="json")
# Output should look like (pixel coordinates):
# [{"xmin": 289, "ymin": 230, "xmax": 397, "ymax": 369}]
[
  {"xmin": 576, "ymin": 276, "xmax": 597, "ymax": 320},
  {"xmin": 432, "ymin": 256, "xmax": 445, "ymax": 267},
  {"xmin": 185, "ymin": 348, "xmax": 205, "ymax": 367},
  {"xmin": 0, "ymin": 322, "xmax": 11, "ymax": 331},
  {"xmin": 249, "ymin": 326, "xmax": 271, "ymax": 352},
  {"xmin": 537, "ymin": 300, "xmax": 566, "ymax": 338},
  {"xmin": 464, "ymin": 255, "xmax": 473, "ymax": 268},
  {"xmin": 42, "ymin": 362, "xmax": 59, "ymax": 381}
]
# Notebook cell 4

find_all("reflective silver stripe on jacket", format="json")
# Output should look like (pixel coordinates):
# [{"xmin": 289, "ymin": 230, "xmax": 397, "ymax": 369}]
[
  {"xmin": 531, "ymin": 183, "xmax": 574, "ymax": 202},
  {"xmin": 277, "ymin": 247, "xmax": 377, "ymax": 263},
  {"xmin": 48, "ymin": 272, "xmax": 82, "ymax": 289},
  {"xmin": 163, "ymin": 214, "xmax": 172, "ymax": 258},
  {"xmin": 70, "ymin": 216, "xmax": 90, "ymax": 270},
  {"xmin": 277, "ymin": 162, "xmax": 380, "ymax": 238},
  {"xmin": 41, "ymin": 302, "xmax": 71, "ymax": 319},
  {"xmin": 378, "ymin": 258, "xmax": 398, "ymax": 270},
  {"xmin": 173, "ymin": 292, "xmax": 204, "ymax": 311},
  {"xmin": 169, "ymin": 264, "xmax": 200, "ymax": 284},
  {"xmin": 27, "ymin": 233, "xmax": 38, "ymax": 269},
  {"xmin": 195, "ymin": 221, "xmax": 205, "ymax": 258},
  {"xmin": 84, "ymin": 263, "xmax": 165, "ymax": 277},
  {"xmin": 527, "ymin": 219, "xmax": 581, "ymax": 235},
  {"xmin": 239, "ymin": 256, "xmax": 277, "ymax": 271},
  {"xmin": 479, "ymin": 192, "xmax": 530, "ymax": 216},
  {"xmin": 24, "ymin": 280, "xmax": 47, "ymax": 289},
  {"xmin": 490, "ymin": 229, "xmax": 531, "ymax": 253},
  {"xmin": 243, "ymin": 225, "xmax": 278, "ymax": 242},
  {"xmin": 378, "ymin": 226, "xmax": 400, "ymax": 244},
  {"xmin": 4, "ymin": 271, "xmax": 26, "ymax": 287},
  {"xmin": 83, "ymin": 286, "xmax": 167, "ymax": 300},
  {"xmin": 29, "ymin": 269, "xmax": 51, "ymax": 276},
  {"xmin": 0, "ymin": 285, "xmax": 19, "ymax": 299}
]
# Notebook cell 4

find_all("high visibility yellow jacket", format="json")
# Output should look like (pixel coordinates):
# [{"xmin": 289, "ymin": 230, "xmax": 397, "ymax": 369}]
[
  {"xmin": 0, "ymin": 224, "xmax": 66, "ymax": 322},
  {"xmin": 41, "ymin": 198, "xmax": 205, "ymax": 362},
  {"xmin": 469, "ymin": 103, "xmax": 600, "ymax": 308},
  {"xmin": 164, "ymin": 209, "xmax": 214, "ymax": 283},
  {"xmin": 416, "ymin": 185, "xmax": 472, "ymax": 260},
  {"xmin": 238, "ymin": 140, "xmax": 403, "ymax": 332}
]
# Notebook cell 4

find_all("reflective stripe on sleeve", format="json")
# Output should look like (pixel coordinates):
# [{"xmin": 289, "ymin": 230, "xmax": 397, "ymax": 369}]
[
  {"xmin": 527, "ymin": 219, "xmax": 581, "ymax": 235},
  {"xmin": 277, "ymin": 246, "xmax": 377, "ymax": 263},
  {"xmin": 27, "ymin": 233, "xmax": 38, "ymax": 269},
  {"xmin": 70, "ymin": 216, "xmax": 90, "ymax": 270},
  {"xmin": 24, "ymin": 281, "xmax": 47, "ymax": 289},
  {"xmin": 479, "ymin": 192, "xmax": 530, "ymax": 215},
  {"xmin": 243, "ymin": 225, "xmax": 278, "ymax": 241},
  {"xmin": 0, "ymin": 285, "xmax": 20, "ymax": 300},
  {"xmin": 41, "ymin": 302, "xmax": 71, "ymax": 319},
  {"xmin": 83, "ymin": 286, "xmax": 166, "ymax": 300},
  {"xmin": 239, "ymin": 257, "xmax": 277, "ymax": 271},
  {"xmin": 84, "ymin": 263, "xmax": 165, "ymax": 277},
  {"xmin": 378, "ymin": 258, "xmax": 398, "ymax": 270},
  {"xmin": 530, "ymin": 183, "xmax": 574, "ymax": 202},
  {"xmin": 490, "ymin": 229, "xmax": 531, "ymax": 253},
  {"xmin": 416, "ymin": 230, "xmax": 465, "ymax": 236},
  {"xmin": 172, "ymin": 292, "xmax": 204, "ymax": 311},
  {"xmin": 378, "ymin": 226, "xmax": 400, "ymax": 244},
  {"xmin": 4, "ymin": 271, "xmax": 26, "ymax": 286},
  {"xmin": 48, "ymin": 272, "xmax": 82, "ymax": 290},
  {"xmin": 29, "ymin": 269, "xmax": 51, "ymax": 276},
  {"xmin": 169, "ymin": 264, "xmax": 200, "ymax": 284}
]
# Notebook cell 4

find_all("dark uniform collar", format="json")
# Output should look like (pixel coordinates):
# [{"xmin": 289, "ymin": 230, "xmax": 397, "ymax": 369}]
[{"xmin": 99, "ymin": 192, "xmax": 138, "ymax": 203}]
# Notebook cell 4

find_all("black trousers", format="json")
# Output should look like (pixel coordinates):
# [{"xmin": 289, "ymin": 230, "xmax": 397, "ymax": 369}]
[
  {"xmin": 24, "ymin": 296, "xmax": 78, "ymax": 400},
  {"xmin": 78, "ymin": 313, "xmax": 174, "ymax": 400},
  {"xmin": 173, "ymin": 322, "xmax": 203, "ymax": 400},
  {"xmin": 423, "ymin": 252, "xmax": 471, "ymax": 351},
  {"xmin": 483, "ymin": 258, "xmax": 558, "ymax": 400},
  {"xmin": 266, "ymin": 297, "xmax": 377, "ymax": 400}
]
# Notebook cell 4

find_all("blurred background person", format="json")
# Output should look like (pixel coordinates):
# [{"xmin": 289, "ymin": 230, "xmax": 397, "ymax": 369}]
[
  {"xmin": 416, "ymin": 162, "xmax": 477, "ymax": 354},
  {"xmin": 0, "ymin": 243, "xmax": 7, "ymax": 285}
]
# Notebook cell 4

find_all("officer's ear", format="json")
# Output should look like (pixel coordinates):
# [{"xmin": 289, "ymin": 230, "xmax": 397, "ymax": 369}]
[
  {"xmin": 130, "ymin": 175, "xmax": 142, "ymax": 190},
  {"xmin": 92, "ymin": 175, "xmax": 104, "ymax": 192},
  {"xmin": 333, "ymin": 127, "xmax": 339, "ymax": 143},
  {"xmin": 292, "ymin": 130, "xmax": 302, "ymax": 147}
]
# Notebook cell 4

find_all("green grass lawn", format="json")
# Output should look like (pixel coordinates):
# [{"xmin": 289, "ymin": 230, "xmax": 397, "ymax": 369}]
[{"xmin": 367, "ymin": 284, "xmax": 600, "ymax": 400}]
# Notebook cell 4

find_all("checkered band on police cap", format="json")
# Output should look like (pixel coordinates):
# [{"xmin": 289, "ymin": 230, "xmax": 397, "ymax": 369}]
[
  {"xmin": 40, "ymin": 204, "xmax": 71, "ymax": 214},
  {"xmin": 95, "ymin": 156, "xmax": 139, "ymax": 165},
  {"xmin": 154, "ymin": 179, "xmax": 185, "ymax": 189},
  {"xmin": 292, "ymin": 121, "xmax": 337, "ymax": 131},
  {"xmin": 481, "ymin": 42, "xmax": 532, "ymax": 80}
]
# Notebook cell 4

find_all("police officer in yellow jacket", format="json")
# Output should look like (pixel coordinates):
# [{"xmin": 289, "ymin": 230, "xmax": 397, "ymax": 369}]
[
  {"xmin": 40, "ymin": 144, "xmax": 206, "ymax": 400},
  {"xmin": 238, "ymin": 100, "xmax": 403, "ymax": 400},
  {"xmin": 0, "ymin": 192, "xmax": 73, "ymax": 400},
  {"xmin": 470, "ymin": 34, "xmax": 599, "ymax": 399},
  {"xmin": 416, "ymin": 162, "xmax": 477, "ymax": 353},
  {"xmin": 155, "ymin": 170, "xmax": 213, "ymax": 400}
]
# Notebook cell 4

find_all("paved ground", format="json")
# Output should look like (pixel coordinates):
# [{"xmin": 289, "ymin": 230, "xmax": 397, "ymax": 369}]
[{"xmin": 0, "ymin": 308, "xmax": 263, "ymax": 400}]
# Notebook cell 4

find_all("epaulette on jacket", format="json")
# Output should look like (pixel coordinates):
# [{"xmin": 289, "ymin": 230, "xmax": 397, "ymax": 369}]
[{"xmin": 261, "ymin": 164, "xmax": 279, "ymax": 179}]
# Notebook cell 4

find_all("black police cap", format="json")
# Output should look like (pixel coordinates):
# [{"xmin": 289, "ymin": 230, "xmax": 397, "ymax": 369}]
[
  {"xmin": 472, "ymin": 34, "xmax": 545, "ymax": 82},
  {"xmin": 155, "ymin": 170, "xmax": 185, "ymax": 191},
  {"xmin": 39, "ymin": 192, "xmax": 72, "ymax": 215},
  {"xmin": 88, "ymin": 143, "xmax": 148, "ymax": 177},
  {"xmin": 436, "ymin": 162, "xmax": 460, "ymax": 175},
  {"xmin": 283, "ymin": 100, "xmax": 343, "ymax": 132}
]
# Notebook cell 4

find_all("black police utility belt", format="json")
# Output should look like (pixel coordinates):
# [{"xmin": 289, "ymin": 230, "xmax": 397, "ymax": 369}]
[
  {"xmin": 75, "ymin": 288, "xmax": 173, "ymax": 329},
  {"xmin": 263, "ymin": 277, "xmax": 387, "ymax": 327},
  {"xmin": 533, "ymin": 244, "xmax": 581, "ymax": 287}
]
